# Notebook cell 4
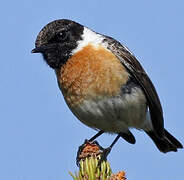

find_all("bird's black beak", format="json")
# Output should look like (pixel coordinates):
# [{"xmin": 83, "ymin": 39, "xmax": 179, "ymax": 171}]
[
  {"xmin": 31, "ymin": 46, "xmax": 50, "ymax": 53},
  {"xmin": 31, "ymin": 47, "xmax": 44, "ymax": 53}
]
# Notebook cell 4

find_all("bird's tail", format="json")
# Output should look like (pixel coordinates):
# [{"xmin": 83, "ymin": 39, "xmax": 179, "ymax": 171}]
[{"xmin": 146, "ymin": 129, "xmax": 183, "ymax": 153}]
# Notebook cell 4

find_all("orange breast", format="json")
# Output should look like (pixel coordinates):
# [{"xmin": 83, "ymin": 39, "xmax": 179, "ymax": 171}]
[{"xmin": 56, "ymin": 44, "xmax": 129, "ymax": 106}]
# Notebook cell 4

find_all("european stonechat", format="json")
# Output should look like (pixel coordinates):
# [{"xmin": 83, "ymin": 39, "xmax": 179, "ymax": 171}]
[{"xmin": 32, "ymin": 19, "xmax": 182, "ymax": 157}]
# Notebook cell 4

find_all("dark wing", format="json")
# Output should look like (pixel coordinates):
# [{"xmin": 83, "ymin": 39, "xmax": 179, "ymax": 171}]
[{"xmin": 104, "ymin": 37, "xmax": 164, "ymax": 138}]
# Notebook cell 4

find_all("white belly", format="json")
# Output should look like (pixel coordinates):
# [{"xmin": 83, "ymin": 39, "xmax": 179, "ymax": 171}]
[{"xmin": 69, "ymin": 87, "xmax": 151, "ymax": 133}]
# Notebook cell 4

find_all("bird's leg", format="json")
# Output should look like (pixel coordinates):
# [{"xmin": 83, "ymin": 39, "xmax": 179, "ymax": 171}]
[
  {"xmin": 77, "ymin": 132, "xmax": 121, "ymax": 166},
  {"xmin": 99, "ymin": 134, "xmax": 121, "ymax": 165},
  {"xmin": 78, "ymin": 130, "xmax": 104, "ymax": 159},
  {"xmin": 89, "ymin": 131, "xmax": 104, "ymax": 142}
]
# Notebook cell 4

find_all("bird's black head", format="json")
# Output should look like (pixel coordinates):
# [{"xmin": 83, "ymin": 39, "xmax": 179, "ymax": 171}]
[{"xmin": 31, "ymin": 19, "xmax": 84, "ymax": 69}]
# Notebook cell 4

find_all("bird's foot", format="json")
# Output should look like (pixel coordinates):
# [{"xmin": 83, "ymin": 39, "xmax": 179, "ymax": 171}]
[
  {"xmin": 76, "ymin": 139, "xmax": 104, "ymax": 166},
  {"xmin": 97, "ymin": 147, "xmax": 112, "ymax": 167}
]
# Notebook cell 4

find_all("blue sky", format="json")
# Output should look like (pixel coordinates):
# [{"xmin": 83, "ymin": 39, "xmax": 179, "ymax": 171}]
[{"xmin": 0, "ymin": 0, "xmax": 183, "ymax": 179}]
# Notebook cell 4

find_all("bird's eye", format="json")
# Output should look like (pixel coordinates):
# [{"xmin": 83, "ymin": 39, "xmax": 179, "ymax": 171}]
[
  {"xmin": 58, "ymin": 31, "xmax": 68, "ymax": 41},
  {"xmin": 49, "ymin": 30, "xmax": 69, "ymax": 43}
]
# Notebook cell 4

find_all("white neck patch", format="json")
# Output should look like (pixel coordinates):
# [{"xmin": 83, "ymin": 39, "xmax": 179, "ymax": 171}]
[{"xmin": 72, "ymin": 27, "xmax": 107, "ymax": 54}]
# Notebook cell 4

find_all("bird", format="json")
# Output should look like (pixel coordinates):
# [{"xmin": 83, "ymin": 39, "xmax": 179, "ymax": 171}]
[{"xmin": 31, "ymin": 19, "xmax": 183, "ymax": 158}]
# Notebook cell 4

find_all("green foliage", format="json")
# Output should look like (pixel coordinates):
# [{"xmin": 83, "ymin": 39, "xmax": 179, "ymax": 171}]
[{"xmin": 69, "ymin": 157, "xmax": 112, "ymax": 180}]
